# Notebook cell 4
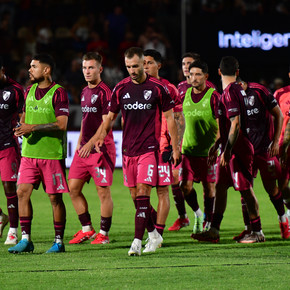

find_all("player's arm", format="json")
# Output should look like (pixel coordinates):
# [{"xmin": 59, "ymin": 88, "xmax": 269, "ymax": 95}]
[
  {"xmin": 268, "ymin": 105, "xmax": 283, "ymax": 157},
  {"xmin": 220, "ymin": 115, "xmax": 240, "ymax": 167},
  {"xmin": 174, "ymin": 111, "xmax": 185, "ymax": 148},
  {"xmin": 163, "ymin": 109, "xmax": 182, "ymax": 167},
  {"xmin": 95, "ymin": 111, "xmax": 117, "ymax": 153},
  {"xmin": 208, "ymin": 119, "xmax": 221, "ymax": 165},
  {"xmin": 280, "ymin": 118, "xmax": 290, "ymax": 166}
]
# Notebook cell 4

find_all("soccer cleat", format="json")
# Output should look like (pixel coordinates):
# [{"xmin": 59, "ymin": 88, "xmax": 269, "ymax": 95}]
[
  {"xmin": 91, "ymin": 233, "xmax": 109, "ymax": 244},
  {"xmin": 46, "ymin": 242, "xmax": 65, "ymax": 253},
  {"xmin": 237, "ymin": 231, "xmax": 265, "ymax": 244},
  {"xmin": 128, "ymin": 239, "xmax": 141, "ymax": 256},
  {"xmin": 8, "ymin": 239, "xmax": 34, "ymax": 253},
  {"xmin": 203, "ymin": 221, "xmax": 211, "ymax": 231},
  {"xmin": 279, "ymin": 218, "xmax": 290, "ymax": 239},
  {"xmin": 168, "ymin": 217, "xmax": 190, "ymax": 231},
  {"xmin": 143, "ymin": 233, "xmax": 163, "ymax": 253},
  {"xmin": 191, "ymin": 228, "xmax": 220, "ymax": 243},
  {"xmin": 233, "ymin": 230, "xmax": 251, "ymax": 241},
  {"xmin": 193, "ymin": 215, "xmax": 204, "ymax": 234},
  {"xmin": 0, "ymin": 213, "xmax": 9, "ymax": 238},
  {"xmin": 69, "ymin": 229, "xmax": 96, "ymax": 244},
  {"xmin": 4, "ymin": 231, "xmax": 18, "ymax": 245}
]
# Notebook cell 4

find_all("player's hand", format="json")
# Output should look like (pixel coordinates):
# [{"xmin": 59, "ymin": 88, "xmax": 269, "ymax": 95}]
[
  {"xmin": 220, "ymin": 150, "xmax": 231, "ymax": 167},
  {"xmin": 267, "ymin": 141, "xmax": 279, "ymax": 157},
  {"xmin": 279, "ymin": 145, "xmax": 288, "ymax": 168},
  {"xmin": 172, "ymin": 149, "xmax": 182, "ymax": 167},
  {"xmin": 95, "ymin": 138, "xmax": 104, "ymax": 153},
  {"xmin": 13, "ymin": 122, "xmax": 32, "ymax": 137},
  {"xmin": 208, "ymin": 144, "xmax": 218, "ymax": 165},
  {"xmin": 78, "ymin": 141, "xmax": 94, "ymax": 158}
]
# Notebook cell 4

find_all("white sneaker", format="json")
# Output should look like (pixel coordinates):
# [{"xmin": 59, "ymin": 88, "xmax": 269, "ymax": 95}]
[
  {"xmin": 286, "ymin": 209, "xmax": 290, "ymax": 221},
  {"xmin": 0, "ymin": 213, "xmax": 9, "ymax": 238},
  {"xmin": 5, "ymin": 231, "xmax": 18, "ymax": 245},
  {"xmin": 128, "ymin": 238, "xmax": 142, "ymax": 256},
  {"xmin": 143, "ymin": 233, "xmax": 163, "ymax": 253}
]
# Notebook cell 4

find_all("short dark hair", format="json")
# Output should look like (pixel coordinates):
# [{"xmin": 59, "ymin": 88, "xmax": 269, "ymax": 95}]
[
  {"xmin": 32, "ymin": 53, "xmax": 55, "ymax": 74},
  {"xmin": 188, "ymin": 59, "xmax": 208, "ymax": 74},
  {"xmin": 83, "ymin": 51, "xmax": 103, "ymax": 65},
  {"xmin": 144, "ymin": 49, "xmax": 162, "ymax": 64},
  {"xmin": 219, "ymin": 56, "xmax": 239, "ymax": 76},
  {"xmin": 124, "ymin": 47, "xmax": 143, "ymax": 59},
  {"xmin": 182, "ymin": 52, "xmax": 200, "ymax": 61}
]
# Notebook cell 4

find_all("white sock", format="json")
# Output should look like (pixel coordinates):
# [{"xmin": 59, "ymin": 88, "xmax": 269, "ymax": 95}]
[
  {"xmin": 279, "ymin": 214, "xmax": 287, "ymax": 223},
  {"xmin": 99, "ymin": 229, "xmax": 108, "ymax": 236},
  {"xmin": 82, "ymin": 225, "xmax": 93, "ymax": 232},
  {"xmin": 22, "ymin": 234, "xmax": 30, "ymax": 241},
  {"xmin": 195, "ymin": 208, "xmax": 203, "ymax": 218}
]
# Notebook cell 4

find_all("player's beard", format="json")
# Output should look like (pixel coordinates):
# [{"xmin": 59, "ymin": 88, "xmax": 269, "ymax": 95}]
[{"xmin": 30, "ymin": 75, "xmax": 45, "ymax": 84}]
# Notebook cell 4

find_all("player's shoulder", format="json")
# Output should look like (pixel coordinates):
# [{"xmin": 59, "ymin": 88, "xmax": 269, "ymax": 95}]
[
  {"xmin": 147, "ymin": 75, "xmax": 168, "ymax": 93},
  {"xmin": 247, "ymin": 82, "xmax": 270, "ymax": 95},
  {"xmin": 112, "ymin": 77, "xmax": 131, "ymax": 94},
  {"xmin": 274, "ymin": 85, "xmax": 290, "ymax": 96}
]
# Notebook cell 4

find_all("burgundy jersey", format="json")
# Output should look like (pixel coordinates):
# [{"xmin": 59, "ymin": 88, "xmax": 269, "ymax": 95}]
[
  {"xmin": 218, "ymin": 82, "xmax": 253, "ymax": 156},
  {"xmin": 178, "ymin": 79, "xmax": 216, "ymax": 103},
  {"xmin": 244, "ymin": 82, "xmax": 277, "ymax": 154},
  {"xmin": 0, "ymin": 76, "xmax": 24, "ymax": 150},
  {"xmin": 110, "ymin": 75, "xmax": 175, "ymax": 157},
  {"xmin": 24, "ymin": 82, "xmax": 69, "ymax": 118},
  {"xmin": 80, "ymin": 81, "xmax": 114, "ymax": 153},
  {"xmin": 160, "ymin": 77, "xmax": 182, "ymax": 112}
]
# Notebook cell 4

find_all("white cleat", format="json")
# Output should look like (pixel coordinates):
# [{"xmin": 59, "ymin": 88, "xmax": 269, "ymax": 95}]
[
  {"xmin": 5, "ymin": 231, "xmax": 18, "ymax": 245},
  {"xmin": 143, "ymin": 233, "xmax": 163, "ymax": 253},
  {"xmin": 128, "ymin": 238, "xmax": 142, "ymax": 256},
  {"xmin": 0, "ymin": 213, "xmax": 9, "ymax": 238}
]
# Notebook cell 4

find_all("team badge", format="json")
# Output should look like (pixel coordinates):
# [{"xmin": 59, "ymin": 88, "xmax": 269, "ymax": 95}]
[
  {"xmin": 143, "ymin": 90, "xmax": 152, "ymax": 101},
  {"xmin": 248, "ymin": 95, "xmax": 255, "ymax": 106},
  {"xmin": 3, "ymin": 91, "xmax": 11, "ymax": 101},
  {"xmin": 91, "ymin": 94, "xmax": 98, "ymax": 104}
]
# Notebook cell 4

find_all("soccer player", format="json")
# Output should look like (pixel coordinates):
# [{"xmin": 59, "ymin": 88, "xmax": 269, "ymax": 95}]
[
  {"xmin": 180, "ymin": 60, "xmax": 219, "ymax": 235},
  {"xmin": 95, "ymin": 47, "xmax": 181, "ymax": 256},
  {"xmin": 68, "ymin": 52, "xmax": 115, "ymax": 245},
  {"xmin": 233, "ymin": 78, "xmax": 289, "ymax": 240},
  {"xmin": 142, "ymin": 49, "xmax": 184, "ymax": 249},
  {"xmin": 9, "ymin": 53, "xmax": 69, "ymax": 253},
  {"xmin": 192, "ymin": 56, "xmax": 265, "ymax": 244},
  {"xmin": 274, "ymin": 67, "xmax": 290, "ymax": 218},
  {"xmin": 0, "ymin": 56, "xmax": 24, "ymax": 245},
  {"xmin": 169, "ymin": 52, "xmax": 216, "ymax": 231}
]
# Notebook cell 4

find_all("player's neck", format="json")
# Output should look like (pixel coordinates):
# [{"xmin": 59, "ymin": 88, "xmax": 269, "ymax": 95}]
[
  {"xmin": 193, "ymin": 83, "xmax": 206, "ymax": 94},
  {"xmin": 222, "ymin": 76, "xmax": 236, "ymax": 90},
  {"xmin": 88, "ymin": 78, "xmax": 101, "ymax": 89},
  {"xmin": 37, "ymin": 77, "xmax": 53, "ymax": 89}
]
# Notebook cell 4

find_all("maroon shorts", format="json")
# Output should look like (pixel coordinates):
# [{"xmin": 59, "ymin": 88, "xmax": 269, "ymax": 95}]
[
  {"xmin": 0, "ymin": 147, "xmax": 20, "ymax": 182},
  {"xmin": 18, "ymin": 157, "xmax": 69, "ymax": 194},
  {"xmin": 157, "ymin": 153, "xmax": 173, "ymax": 186},
  {"xmin": 179, "ymin": 155, "xmax": 216, "ymax": 183},
  {"xmin": 68, "ymin": 150, "xmax": 115, "ymax": 186},
  {"xmin": 123, "ymin": 151, "xmax": 158, "ymax": 188},
  {"xmin": 253, "ymin": 152, "xmax": 281, "ymax": 180},
  {"xmin": 216, "ymin": 153, "xmax": 253, "ymax": 191}
]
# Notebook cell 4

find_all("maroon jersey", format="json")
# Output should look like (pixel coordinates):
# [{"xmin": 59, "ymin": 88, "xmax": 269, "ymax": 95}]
[
  {"xmin": 110, "ymin": 75, "xmax": 175, "ymax": 157},
  {"xmin": 80, "ymin": 81, "xmax": 114, "ymax": 153},
  {"xmin": 178, "ymin": 79, "xmax": 216, "ymax": 103},
  {"xmin": 0, "ymin": 76, "xmax": 24, "ymax": 150},
  {"xmin": 218, "ymin": 82, "xmax": 253, "ymax": 156},
  {"xmin": 160, "ymin": 77, "xmax": 182, "ymax": 112},
  {"xmin": 24, "ymin": 82, "xmax": 69, "ymax": 118},
  {"xmin": 244, "ymin": 82, "xmax": 278, "ymax": 154}
]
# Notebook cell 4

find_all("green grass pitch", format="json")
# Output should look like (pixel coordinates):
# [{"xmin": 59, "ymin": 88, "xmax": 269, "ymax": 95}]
[{"xmin": 1, "ymin": 169, "xmax": 290, "ymax": 289}]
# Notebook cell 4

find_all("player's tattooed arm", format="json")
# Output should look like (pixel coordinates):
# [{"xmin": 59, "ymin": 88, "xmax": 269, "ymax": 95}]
[
  {"xmin": 220, "ymin": 115, "xmax": 240, "ymax": 167},
  {"xmin": 174, "ymin": 111, "xmax": 185, "ymax": 147}
]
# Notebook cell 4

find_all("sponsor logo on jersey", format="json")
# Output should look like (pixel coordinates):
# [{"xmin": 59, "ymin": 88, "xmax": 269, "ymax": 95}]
[
  {"xmin": 82, "ymin": 105, "xmax": 97, "ymax": 113},
  {"xmin": 3, "ymin": 91, "xmax": 11, "ymax": 101},
  {"xmin": 59, "ymin": 108, "xmax": 69, "ymax": 113},
  {"xmin": 26, "ymin": 105, "xmax": 51, "ymax": 114},
  {"xmin": 91, "ymin": 94, "xmax": 98, "ymax": 104},
  {"xmin": 124, "ymin": 101, "xmax": 152, "ymax": 110},
  {"xmin": 247, "ymin": 108, "xmax": 259, "ymax": 116},
  {"xmin": 0, "ymin": 103, "xmax": 9, "ymax": 110},
  {"xmin": 228, "ymin": 108, "xmax": 239, "ymax": 113},
  {"xmin": 123, "ymin": 93, "xmax": 130, "ymax": 99},
  {"xmin": 184, "ymin": 109, "xmax": 211, "ymax": 117},
  {"xmin": 144, "ymin": 90, "xmax": 152, "ymax": 101}
]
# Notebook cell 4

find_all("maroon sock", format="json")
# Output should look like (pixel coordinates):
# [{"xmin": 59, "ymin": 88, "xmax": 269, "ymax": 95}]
[
  {"xmin": 241, "ymin": 197, "xmax": 250, "ymax": 227},
  {"xmin": 250, "ymin": 216, "xmax": 262, "ymax": 232},
  {"xmin": 100, "ymin": 216, "xmax": 112, "ymax": 233},
  {"xmin": 20, "ymin": 216, "xmax": 32, "ymax": 236},
  {"xmin": 0, "ymin": 208, "xmax": 2, "ymax": 215},
  {"xmin": 78, "ymin": 212, "xmax": 92, "ymax": 227},
  {"xmin": 156, "ymin": 223, "xmax": 165, "ymax": 236},
  {"xmin": 204, "ymin": 196, "xmax": 215, "ymax": 223},
  {"xmin": 184, "ymin": 188, "xmax": 199, "ymax": 212},
  {"xmin": 270, "ymin": 191, "xmax": 285, "ymax": 217},
  {"xmin": 133, "ymin": 199, "xmax": 137, "ymax": 209},
  {"xmin": 146, "ymin": 205, "xmax": 156, "ymax": 233},
  {"xmin": 171, "ymin": 184, "xmax": 186, "ymax": 216},
  {"xmin": 135, "ymin": 196, "xmax": 150, "ymax": 240},
  {"xmin": 211, "ymin": 213, "xmax": 223, "ymax": 230},
  {"xmin": 5, "ymin": 192, "xmax": 18, "ymax": 228},
  {"xmin": 54, "ymin": 220, "xmax": 66, "ymax": 240}
]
